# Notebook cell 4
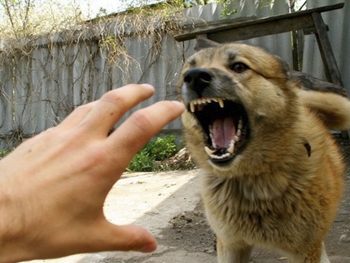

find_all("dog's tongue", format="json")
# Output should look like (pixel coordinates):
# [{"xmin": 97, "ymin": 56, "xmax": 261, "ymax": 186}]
[{"xmin": 213, "ymin": 117, "xmax": 236, "ymax": 148}]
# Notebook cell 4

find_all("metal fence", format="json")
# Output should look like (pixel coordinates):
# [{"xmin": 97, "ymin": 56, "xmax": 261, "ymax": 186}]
[{"xmin": 0, "ymin": 0, "xmax": 348, "ymax": 150}]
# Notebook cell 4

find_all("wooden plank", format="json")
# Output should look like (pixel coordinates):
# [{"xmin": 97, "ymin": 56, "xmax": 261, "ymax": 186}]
[
  {"xmin": 175, "ymin": 14, "xmax": 314, "ymax": 42},
  {"xmin": 311, "ymin": 12, "xmax": 344, "ymax": 87},
  {"xmin": 206, "ymin": 14, "xmax": 313, "ymax": 42},
  {"xmin": 311, "ymin": 12, "xmax": 349, "ymax": 138},
  {"xmin": 174, "ymin": 3, "xmax": 344, "ymax": 42}
]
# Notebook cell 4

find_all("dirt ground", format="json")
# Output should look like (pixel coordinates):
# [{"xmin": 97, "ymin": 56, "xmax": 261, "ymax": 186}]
[{"xmin": 158, "ymin": 135, "xmax": 350, "ymax": 263}]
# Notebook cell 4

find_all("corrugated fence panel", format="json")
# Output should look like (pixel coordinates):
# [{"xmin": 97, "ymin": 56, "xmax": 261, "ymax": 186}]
[
  {"xmin": 73, "ymin": 42, "xmax": 92, "ymax": 106},
  {"xmin": 14, "ymin": 54, "xmax": 34, "ymax": 133},
  {"xmin": 92, "ymin": 46, "xmax": 111, "ymax": 100},
  {"xmin": 1, "ymin": 1, "xmax": 349, "ymax": 150},
  {"xmin": 32, "ymin": 47, "xmax": 53, "ymax": 133},
  {"xmin": 110, "ymin": 34, "xmax": 184, "ymax": 132},
  {"xmin": 149, "ymin": 35, "xmax": 185, "ymax": 131},
  {"xmin": 55, "ymin": 45, "xmax": 75, "ymax": 122},
  {"xmin": 0, "ymin": 58, "xmax": 14, "ymax": 149}
]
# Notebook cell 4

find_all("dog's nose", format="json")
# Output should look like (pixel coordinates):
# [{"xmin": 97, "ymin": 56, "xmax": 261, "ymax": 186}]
[{"xmin": 183, "ymin": 68, "xmax": 213, "ymax": 94}]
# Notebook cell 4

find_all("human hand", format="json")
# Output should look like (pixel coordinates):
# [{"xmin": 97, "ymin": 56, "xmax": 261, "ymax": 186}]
[{"xmin": 0, "ymin": 84, "xmax": 184, "ymax": 262}]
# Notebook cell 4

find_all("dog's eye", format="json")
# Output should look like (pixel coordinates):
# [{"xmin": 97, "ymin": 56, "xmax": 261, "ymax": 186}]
[{"xmin": 230, "ymin": 62, "xmax": 249, "ymax": 73}]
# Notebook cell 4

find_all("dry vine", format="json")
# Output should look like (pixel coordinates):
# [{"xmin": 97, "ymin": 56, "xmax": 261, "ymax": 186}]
[{"xmin": 0, "ymin": 1, "xmax": 193, "ymax": 151}]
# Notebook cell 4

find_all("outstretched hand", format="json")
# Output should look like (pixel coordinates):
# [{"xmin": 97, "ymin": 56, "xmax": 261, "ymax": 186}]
[{"xmin": 0, "ymin": 84, "xmax": 184, "ymax": 262}]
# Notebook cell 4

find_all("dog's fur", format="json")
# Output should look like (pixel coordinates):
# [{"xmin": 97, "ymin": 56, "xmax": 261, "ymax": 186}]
[{"xmin": 178, "ymin": 43, "xmax": 350, "ymax": 263}]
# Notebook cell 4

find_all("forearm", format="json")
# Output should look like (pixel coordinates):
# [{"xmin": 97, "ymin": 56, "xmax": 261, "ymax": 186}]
[{"xmin": 0, "ymin": 188, "xmax": 34, "ymax": 263}]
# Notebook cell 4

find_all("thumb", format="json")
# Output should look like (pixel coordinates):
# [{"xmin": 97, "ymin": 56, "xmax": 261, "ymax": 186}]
[{"xmin": 98, "ymin": 222, "xmax": 158, "ymax": 253}]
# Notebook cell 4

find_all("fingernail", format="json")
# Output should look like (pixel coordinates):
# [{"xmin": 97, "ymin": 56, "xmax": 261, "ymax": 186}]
[
  {"xmin": 139, "ymin": 242, "xmax": 157, "ymax": 253},
  {"xmin": 140, "ymin": 83, "xmax": 154, "ymax": 91},
  {"xmin": 171, "ymin": 100, "xmax": 185, "ymax": 110}
]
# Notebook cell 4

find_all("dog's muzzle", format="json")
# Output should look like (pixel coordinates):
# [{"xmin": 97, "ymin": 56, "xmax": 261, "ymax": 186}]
[{"xmin": 181, "ymin": 68, "xmax": 250, "ymax": 165}]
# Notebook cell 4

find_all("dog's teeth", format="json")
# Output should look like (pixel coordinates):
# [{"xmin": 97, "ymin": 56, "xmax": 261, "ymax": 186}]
[
  {"xmin": 228, "ymin": 140, "xmax": 235, "ymax": 154},
  {"xmin": 205, "ymin": 146, "xmax": 216, "ymax": 156},
  {"xmin": 235, "ymin": 130, "xmax": 242, "ymax": 139},
  {"xmin": 218, "ymin": 98, "xmax": 224, "ymax": 108},
  {"xmin": 209, "ymin": 126, "xmax": 217, "ymax": 148},
  {"xmin": 210, "ymin": 152, "xmax": 231, "ymax": 160},
  {"xmin": 238, "ymin": 118, "xmax": 243, "ymax": 130},
  {"xmin": 190, "ymin": 102, "xmax": 195, "ymax": 113},
  {"xmin": 222, "ymin": 152, "xmax": 231, "ymax": 158},
  {"xmin": 235, "ymin": 118, "xmax": 243, "ymax": 141}
]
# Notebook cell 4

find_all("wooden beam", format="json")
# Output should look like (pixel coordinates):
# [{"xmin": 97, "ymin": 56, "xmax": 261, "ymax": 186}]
[
  {"xmin": 311, "ymin": 12, "xmax": 344, "ymax": 87},
  {"xmin": 174, "ymin": 3, "xmax": 344, "ymax": 42},
  {"xmin": 310, "ymin": 11, "xmax": 348, "ymax": 138},
  {"xmin": 205, "ymin": 14, "xmax": 313, "ymax": 43}
]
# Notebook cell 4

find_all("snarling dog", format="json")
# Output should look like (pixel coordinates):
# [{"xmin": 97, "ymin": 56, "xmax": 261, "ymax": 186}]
[{"xmin": 178, "ymin": 43, "xmax": 350, "ymax": 263}]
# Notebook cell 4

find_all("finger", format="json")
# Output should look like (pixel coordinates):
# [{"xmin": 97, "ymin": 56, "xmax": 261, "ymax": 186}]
[
  {"xmin": 108, "ymin": 100, "xmax": 184, "ymax": 168},
  {"xmin": 104, "ymin": 224, "xmax": 157, "ymax": 253},
  {"xmin": 80, "ymin": 84, "xmax": 155, "ymax": 136},
  {"xmin": 27, "ymin": 223, "xmax": 157, "ymax": 259},
  {"xmin": 58, "ymin": 101, "xmax": 97, "ymax": 129},
  {"xmin": 85, "ymin": 221, "xmax": 157, "ymax": 253}
]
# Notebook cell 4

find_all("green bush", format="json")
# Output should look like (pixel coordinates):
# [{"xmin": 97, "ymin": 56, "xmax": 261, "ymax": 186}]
[
  {"xmin": 144, "ymin": 135, "xmax": 179, "ymax": 161},
  {"xmin": 126, "ymin": 135, "xmax": 180, "ymax": 172},
  {"xmin": 126, "ymin": 151, "xmax": 155, "ymax": 172}
]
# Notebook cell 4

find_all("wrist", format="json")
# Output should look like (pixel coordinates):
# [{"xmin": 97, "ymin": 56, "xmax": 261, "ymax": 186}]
[{"xmin": 0, "ymin": 185, "xmax": 35, "ymax": 263}]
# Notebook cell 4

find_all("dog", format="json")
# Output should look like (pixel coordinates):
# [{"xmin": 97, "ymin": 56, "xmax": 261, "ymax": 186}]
[{"xmin": 178, "ymin": 43, "xmax": 350, "ymax": 263}]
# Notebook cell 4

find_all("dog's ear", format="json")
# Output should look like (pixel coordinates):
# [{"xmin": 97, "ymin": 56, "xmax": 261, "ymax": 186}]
[
  {"xmin": 195, "ymin": 36, "xmax": 221, "ymax": 51},
  {"xmin": 297, "ymin": 89, "xmax": 350, "ymax": 130},
  {"xmin": 272, "ymin": 55, "xmax": 290, "ymax": 78},
  {"xmin": 290, "ymin": 70, "xmax": 345, "ymax": 96}
]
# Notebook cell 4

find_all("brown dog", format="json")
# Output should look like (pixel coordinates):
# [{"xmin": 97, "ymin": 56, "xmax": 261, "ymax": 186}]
[{"xmin": 178, "ymin": 43, "xmax": 350, "ymax": 263}]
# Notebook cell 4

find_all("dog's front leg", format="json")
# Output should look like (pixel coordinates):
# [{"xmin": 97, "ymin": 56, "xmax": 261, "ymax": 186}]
[
  {"xmin": 286, "ymin": 242, "xmax": 330, "ymax": 263},
  {"xmin": 216, "ymin": 237, "xmax": 252, "ymax": 263},
  {"xmin": 319, "ymin": 242, "xmax": 331, "ymax": 263}
]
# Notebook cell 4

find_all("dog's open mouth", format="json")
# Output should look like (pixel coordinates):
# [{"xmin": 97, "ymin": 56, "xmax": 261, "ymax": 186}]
[{"xmin": 188, "ymin": 98, "xmax": 249, "ymax": 164}]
